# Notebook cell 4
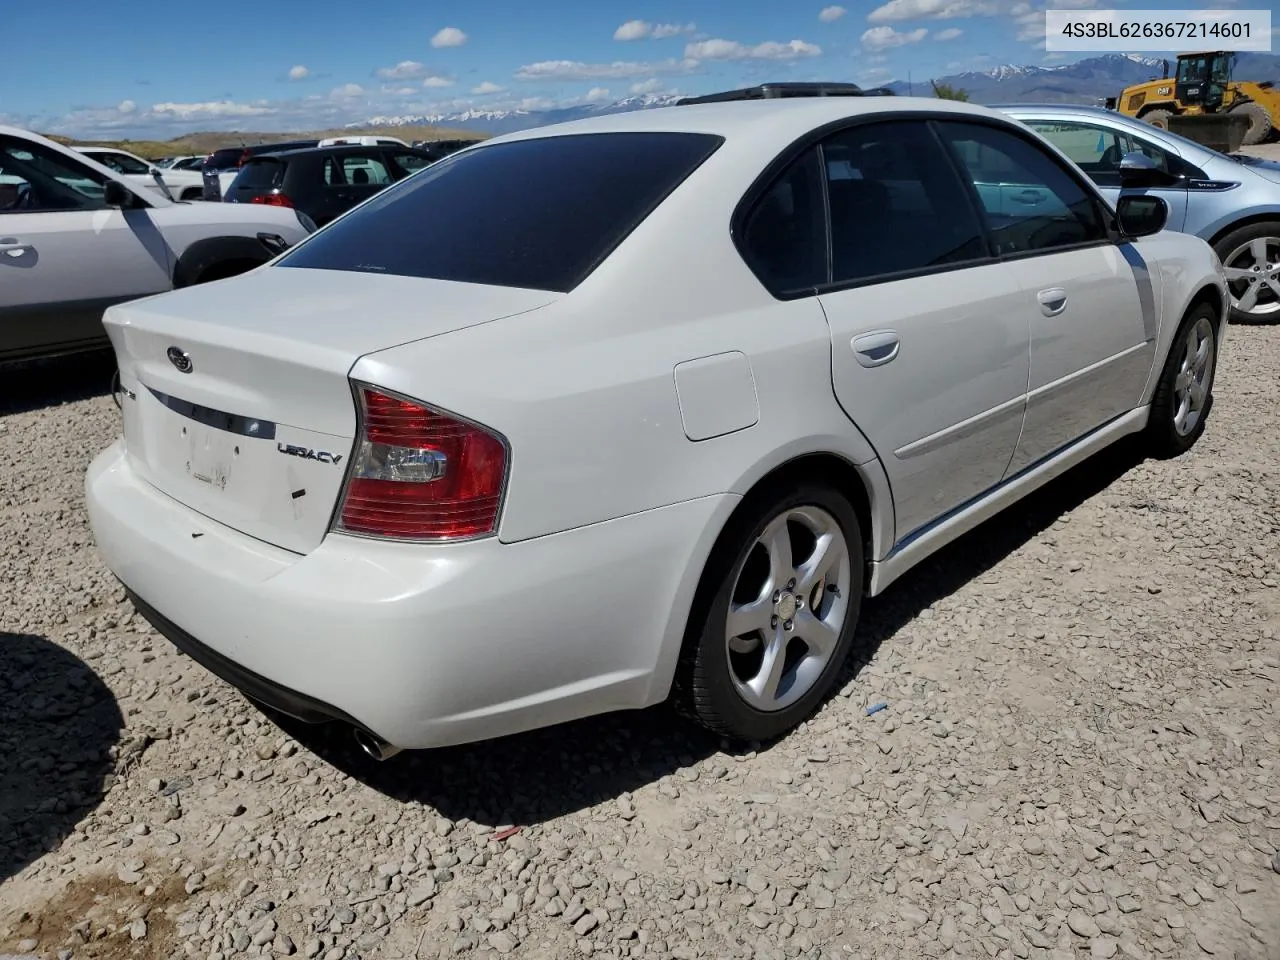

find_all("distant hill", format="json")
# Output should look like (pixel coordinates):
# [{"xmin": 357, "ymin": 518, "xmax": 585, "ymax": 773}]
[
  {"xmin": 43, "ymin": 125, "xmax": 484, "ymax": 161},
  {"xmin": 883, "ymin": 52, "xmax": 1280, "ymax": 104},
  {"xmin": 359, "ymin": 53, "xmax": 1280, "ymax": 135}
]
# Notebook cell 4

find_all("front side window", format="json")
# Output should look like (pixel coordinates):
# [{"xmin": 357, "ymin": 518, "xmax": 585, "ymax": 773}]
[
  {"xmin": 936, "ymin": 121, "xmax": 1108, "ymax": 256},
  {"xmin": 386, "ymin": 151, "xmax": 430, "ymax": 178},
  {"xmin": 281, "ymin": 132, "xmax": 723, "ymax": 293},
  {"xmin": 822, "ymin": 121, "xmax": 988, "ymax": 284},
  {"xmin": 0, "ymin": 138, "xmax": 106, "ymax": 213},
  {"xmin": 92, "ymin": 151, "xmax": 151, "ymax": 175}
]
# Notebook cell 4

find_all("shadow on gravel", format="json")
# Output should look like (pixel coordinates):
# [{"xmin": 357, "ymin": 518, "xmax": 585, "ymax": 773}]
[
  {"xmin": 0, "ymin": 632, "xmax": 124, "ymax": 883},
  {"xmin": 263, "ymin": 437, "xmax": 1149, "ymax": 825},
  {"xmin": 0, "ymin": 350, "xmax": 116, "ymax": 417}
]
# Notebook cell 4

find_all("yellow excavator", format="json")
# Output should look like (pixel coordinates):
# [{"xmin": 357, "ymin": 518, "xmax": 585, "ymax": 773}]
[{"xmin": 1112, "ymin": 51, "xmax": 1279, "ymax": 146}]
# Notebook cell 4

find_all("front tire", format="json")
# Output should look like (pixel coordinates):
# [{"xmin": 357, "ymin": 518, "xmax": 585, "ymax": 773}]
[
  {"xmin": 1146, "ymin": 302, "xmax": 1219, "ymax": 458},
  {"xmin": 1229, "ymin": 101, "xmax": 1273, "ymax": 146},
  {"xmin": 1213, "ymin": 222, "xmax": 1280, "ymax": 323},
  {"xmin": 675, "ymin": 483, "xmax": 864, "ymax": 742},
  {"xmin": 1140, "ymin": 108, "xmax": 1174, "ymax": 131}
]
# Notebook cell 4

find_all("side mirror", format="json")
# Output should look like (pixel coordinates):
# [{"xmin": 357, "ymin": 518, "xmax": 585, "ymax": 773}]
[
  {"xmin": 1116, "ymin": 195, "xmax": 1168, "ymax": 238},
  {"xmin": 103, "ymin": 180, "xmax": 133, "ymax": 208},
  {"xmin": 1117, "ymin": 151, "xmax": 1165, "ymax": 185}
]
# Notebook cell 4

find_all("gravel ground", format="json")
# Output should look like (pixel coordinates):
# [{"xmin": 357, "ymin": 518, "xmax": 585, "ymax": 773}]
[{"xmin": 2, "ymin": 310, "xmax": 1279, "ymax": 959}]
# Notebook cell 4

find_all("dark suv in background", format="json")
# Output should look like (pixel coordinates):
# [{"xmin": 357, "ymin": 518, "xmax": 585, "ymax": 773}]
[
  {"xmin": 202, "ymin": 140, "xmax": 320, "ymax": 201},
  {"xmin": 222, "ymin": 143, "xmax": 433, "ymax": 226}
]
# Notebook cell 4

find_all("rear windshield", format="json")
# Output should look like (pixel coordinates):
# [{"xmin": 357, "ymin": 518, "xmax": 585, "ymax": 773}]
[
  {"xmin": 205, "ymin": 148, "xmax": 243, "ymax": 170},
  {"xmin": 234, "ymin": 158, "xmax": 286, "ymax": 190},
  {"xmin": 276, "ymin": 131, "xmax": 723, "ymax": 293}
]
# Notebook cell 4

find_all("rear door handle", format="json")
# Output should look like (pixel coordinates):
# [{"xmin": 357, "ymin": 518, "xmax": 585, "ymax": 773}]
[
  {"xmin": 852, "ymin": 330, "xmax": 901, "ymax": 367},
  {"xmin": 0, "ymin": 237, "xmax": 33, "ymax": 257},
  {"xmin": 1037, "ymin": 287, "xmax": 1068, "ymax": 316}
]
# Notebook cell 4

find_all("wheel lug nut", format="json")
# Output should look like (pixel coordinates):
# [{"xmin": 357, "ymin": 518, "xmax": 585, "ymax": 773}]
[
  {"xmin": 771, "ymin": 615, "xmax": 778, "ymax": 627},
  {"xmin": 784, "ymin": 620, "xmax": 793, "ymax": 631},
  {"xmin": 772, "ymin": 591, "xmax": 781, "ymax": 603},
  {"xmin": 786, "ymin": 578, "xmax": 796, "ymax": 590}
]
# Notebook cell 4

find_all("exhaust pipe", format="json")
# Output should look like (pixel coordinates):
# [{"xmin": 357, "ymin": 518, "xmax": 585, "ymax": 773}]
[{"xmin": 352, "ymin": 728, "xmax": 403, "ymax": 762}]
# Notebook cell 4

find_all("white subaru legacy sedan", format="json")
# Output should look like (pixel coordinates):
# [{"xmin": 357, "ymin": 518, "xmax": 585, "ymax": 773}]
[{"xmin": 86, "ymin": 87, "xmax": 1228, "ymax": 759}]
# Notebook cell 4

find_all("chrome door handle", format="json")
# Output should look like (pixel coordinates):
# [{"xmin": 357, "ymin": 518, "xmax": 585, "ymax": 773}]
[
  {"xmin": 0, "ymin": 238, "xmax": 33, "ymax": 257},
  {"xmin": 852, "ymin": 330, "xmax": 900, "ymax": 367},
  {"xmin": 1013, "ymin": 190, "xmax": 1046, "ymax": 204},
  {"xmin": 1037, "ymin": 287, "xmax": 1068, "ymax": 316}
]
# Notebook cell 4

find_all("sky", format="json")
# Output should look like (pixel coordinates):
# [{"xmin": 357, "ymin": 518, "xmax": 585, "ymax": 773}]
[{"xmin": 0, "ymin": 0, "xmax": 1270, "ymax": 139}]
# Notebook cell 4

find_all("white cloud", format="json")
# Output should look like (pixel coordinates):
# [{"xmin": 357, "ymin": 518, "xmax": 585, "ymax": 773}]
[
  {"xmin": 861, "ymin": 25, "xmax": 929, "ymax": 49},
  {"xmin": 422, "ymin": 75, "xmax": 453, "ymax": 88},
  {"xmin": 288, "ymin": 65, "xmax": 309, "ymax": 81},
  {"xmin": 514, "ymin": 58, "xmax": 698, "ymax": 81},
  {"xmin": 330, "ymin": 83, "xmax": 365, "ymax": 99},
  {"xmin": 934, "ymin": 27, "xmax": 964, "ymax": 40},
  {"xmin": 614, "ymin": 19, "xmax": 651, "ymax": 40},
  {"xmin": 377, "ymin": 60, "xmax": 425, "ymax": 80},
  {"xmin": 381, "ymin": 85, "xmax": 418, "ymax": 96},
  {"xmin": 431, "ymin": 26, "xmax": 468, "ymax": 48},
  {"xmin": 150, "ymin": 100, "xmax": 273, "ymax": 120},
  {"xmin": 630, "ymin": 78, "xmax": 665, "ymax": 93},
  {"xmin": 614, "ymin": 19, "xmax": 697, "ymax": 40},
  {"xmin": 867, "ymin": 0, "xmax": 1001, "ymax": 22},
  {"xmin": 584, "ymin": 86, "xmax": 612, "ymax": 102},
  {"xmin": 472, "ymin": 81, "xmax": 506, "ymax": 95},
  {"xmin": 685, "ymin": 38, "xmax": 822, "ymax": 60},
  {"xmin": 117, "ymin": 100, "xmax": 137, "ymax": 114},
  {"xmin": 818, "ymin": 5, "xmax": 847, "ymax": 22}
]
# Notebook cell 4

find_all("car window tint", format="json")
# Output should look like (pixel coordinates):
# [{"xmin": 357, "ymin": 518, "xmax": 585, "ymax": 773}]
[
  {"xmin": 341, "ymin": 154, "xmax": 392, "ymax": 186},
  {"xmin": 387, "ymin": 151, "xmax": 430, "ymax": 177},
  {"xmin": 95, "ymin": 151, "xmax": 151, "ymax": 175},
  {"xmin": 1023, "ymin": 120, "xmax": 1135, "ymax": 172},
  {"xmin": 322, "ymin": 157, "xmax": 342, "ymax": 186},
  {"xmin": 738, "ymin": 147, "xmax": 827, "ymax": 295},
  {"xmin": 279, "ymin": 132, "xmax": 723, "ymax": 293},
  {"xmin": 236, "ymin": 158, "xmax": 285, "ymax": 190},
  {"xmin": 0, "ymin": 138, "xmax": 105, "ymax": 213},
  {"xmin": 822, "ymin": 121, "xmax": 988, "ymax": 284},
  {"xmin": 936, "ymin": 121, "xmax": 1108, "ymax": 256}
]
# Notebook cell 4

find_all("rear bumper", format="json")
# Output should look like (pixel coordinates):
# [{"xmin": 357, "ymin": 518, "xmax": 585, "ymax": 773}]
[{"xmin": 86, "ymin": 439, "xmax": 735, "ymax": 749}]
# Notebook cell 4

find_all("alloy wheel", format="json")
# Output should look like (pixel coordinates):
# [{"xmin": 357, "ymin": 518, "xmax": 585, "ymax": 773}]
[
  {"xmin": 1172, "ymin": 314, "xmax": 1215, "ymax": 437},
  {"xmin": 724, "ymin": 506, "xmax": 852, "ymax": 713},
  {"xmin": 1224, "ymin": 236, "xmax": 1280, "ymax": 318}
]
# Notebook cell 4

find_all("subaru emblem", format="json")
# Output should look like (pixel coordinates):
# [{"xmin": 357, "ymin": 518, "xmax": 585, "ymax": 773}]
[{"xmin": 167, "ymin": 347, "xmax": 193, "ymax": 373}]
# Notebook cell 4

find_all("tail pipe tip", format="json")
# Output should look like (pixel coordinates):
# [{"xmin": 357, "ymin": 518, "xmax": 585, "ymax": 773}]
[{"xmin": 352, "ymin": 728, "xmax": 403, "ymax": 762}]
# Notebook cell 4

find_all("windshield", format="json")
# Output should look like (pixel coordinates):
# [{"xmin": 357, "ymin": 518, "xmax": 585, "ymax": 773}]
[{"xmin": 277, "ymin": 131, "xmax": 723, "ymax": 293}]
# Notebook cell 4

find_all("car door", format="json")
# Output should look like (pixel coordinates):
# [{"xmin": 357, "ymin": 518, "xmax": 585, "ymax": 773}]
[
  {"xmin": 1019, "ymin": 117, "xmax": 1191, "ymax": 232},
  {"xmin": 0, "ymin": 136, "xmax": 172, "ymax": 362},
  {"xmin": 935, "ymin": 120, "xmax": 1157, "ymax": 476},
  {"xmin": 90, "ymin": 149, "xmax": 168, "ymax": 198},
  {"xmin": 774, "ymin": 120, "xmax": 1031, "ymax": 542}
]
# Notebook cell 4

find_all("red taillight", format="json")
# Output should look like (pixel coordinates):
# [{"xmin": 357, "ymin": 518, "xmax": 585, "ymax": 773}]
[
  {"xmin": 250, "ymin": 193, "xmax": 294, "ymax": 207},
  {"xmin": 336, "ymin": 386, "xmax": 507, "ymax": 541}
]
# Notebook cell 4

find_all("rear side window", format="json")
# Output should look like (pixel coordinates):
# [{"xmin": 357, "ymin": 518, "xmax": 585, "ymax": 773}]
[
  {"xmin": 235, "ymin": 158, "xmax": 285, "ymax": 190},
  {"xmin": 205, "ymin": 148, "xmax": 242, "ymax": 170},
  {"xmin": 822, "ymin": 121, "xmax": 988, "ymax": 285},
  {"xmin": 278, "ymin": 132, "xmax": 723, "ymax": 293},
  {"xmin": 738, "ymin": 148, "xmax": 827, "ymax": 295}
]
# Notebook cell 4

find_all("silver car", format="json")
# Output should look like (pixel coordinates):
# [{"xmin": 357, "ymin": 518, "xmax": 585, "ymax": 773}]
[{"xmin": 998, "ymin": 103, "xmax": 1280, "ymax": 323}]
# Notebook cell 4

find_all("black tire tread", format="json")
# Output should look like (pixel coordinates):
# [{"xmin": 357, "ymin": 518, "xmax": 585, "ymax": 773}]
[{"xmin": 1145, "ymin": 301, "xmax": 1218, "ymax": 458}]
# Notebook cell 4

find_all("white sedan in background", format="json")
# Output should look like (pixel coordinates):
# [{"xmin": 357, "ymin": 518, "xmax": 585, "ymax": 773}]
[
  {"xmin": 86, "ymin": 89, "xmax": 1227, "ymax": 760},
  {"xmin": 73, "ymin": 146, "xmax": 206, "ymax": 201}
]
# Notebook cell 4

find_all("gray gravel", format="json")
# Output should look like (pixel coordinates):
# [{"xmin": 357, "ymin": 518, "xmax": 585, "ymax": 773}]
[{"xmin": 1, "ymin": 320, "xmax": 1278, "ymax": 960}]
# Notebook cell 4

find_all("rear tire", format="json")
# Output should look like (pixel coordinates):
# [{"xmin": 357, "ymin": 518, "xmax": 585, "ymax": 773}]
[
  {"xmin": 1140, "ymin": 108, "xmax": 1174, "ymax": 131},
  {"xmin": 674, "ymin": 482, "xmax": 864, "ymax": 743},
  {"xmin": 1145, "ymin": 302, "xmax": 1219, "ymax": 459},
  {"xmin": 1229, "ymin": 101, "xmax": 1273, "ymax": 146}
]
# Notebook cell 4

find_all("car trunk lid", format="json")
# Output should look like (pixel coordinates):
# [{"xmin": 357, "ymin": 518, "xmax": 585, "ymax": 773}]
[{"xmin": 106, "ymin": 266, "xmax": 557, "ymax": 554}]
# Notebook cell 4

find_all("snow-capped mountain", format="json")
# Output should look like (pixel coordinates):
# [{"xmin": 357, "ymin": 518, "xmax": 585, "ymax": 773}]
[
  {"xmin": 359, "ymin": 54, "xmax": 1279, "ymax": 135},
  {"xmin": 362, "ymin": 93, "xmax": 683, "ymax": 136}
]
